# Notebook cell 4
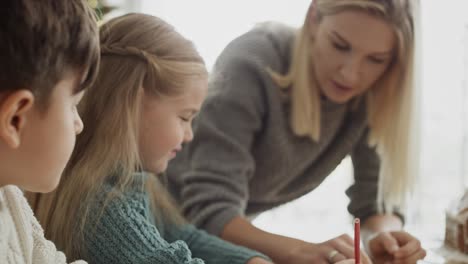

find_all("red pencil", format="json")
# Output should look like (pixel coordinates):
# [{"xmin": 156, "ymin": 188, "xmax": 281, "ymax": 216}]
[{"xmin": 354, "ymin": 218, "xmax": 360, "ymax": 264}]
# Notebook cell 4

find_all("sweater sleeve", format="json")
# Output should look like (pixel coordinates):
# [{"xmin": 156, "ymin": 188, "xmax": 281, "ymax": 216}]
[
  {"xmin": 30, "ymin": 216, "xmax": 86, "ymax": 264},
  {"xmin": 84, "ymin": 193, "xmax": 204, "ymax": 264},
  {"xmin": 8, "ymin": 186, "xmax": 87, "ymax": 264},
  {"xmin": 346, "ymin": 129, "xmax": 381, "ymax": 222},
  {"xmin": 168, "ymin": 32, "xmax": 275, "ymax": 236},
  {"xmin": 346, "ymin": 129, "xmax": 406, "ymax": 223},
  {"xmin": 164, "ymin": 223, "xmax": 270, "ymax": 264}
]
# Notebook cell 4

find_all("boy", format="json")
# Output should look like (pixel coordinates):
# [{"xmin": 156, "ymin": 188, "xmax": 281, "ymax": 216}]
[{"xmin": 0, "ymin": 0, "xmax": 99, "ymax": 262}]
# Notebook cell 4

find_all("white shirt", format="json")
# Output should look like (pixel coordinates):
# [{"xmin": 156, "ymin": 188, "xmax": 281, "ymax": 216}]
[{"xmin": 0, "ymin": 185, "xmax": 86, "ymax": 264}]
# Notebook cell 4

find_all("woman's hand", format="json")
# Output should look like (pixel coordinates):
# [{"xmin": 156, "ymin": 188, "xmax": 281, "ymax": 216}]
[
  {"xmin": 280, "ymin": 234, "xmax": 372, "ymax": 264},
  {"xmin": 246, "ymin": 257, "xmax": 274, "ymax": 264},
  {"xmin": 367, "ymin": 231, "xmax": 426, "ymax": 264},
  {"xmin": 336, "ymin": 260, "xmax": 356, "ymax": 264}
]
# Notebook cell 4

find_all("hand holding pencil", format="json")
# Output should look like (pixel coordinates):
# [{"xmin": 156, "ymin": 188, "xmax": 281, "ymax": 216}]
[
  {"xmin": 274, "ymin": 217, "xmax": 370, "ymax": 264},
  {"xmin": 321, "ymin": 218, "xmax": 370, "ymax": 264},
  {"xmin": 331, "ymin": 220, "xmax": 361, "ymax": 264},
  {"xmin": 279, "ymin": 232, "xmax": 371, "ymax": 264},
  {"xmin": 330, "ymin": 219, "xmax": 361, "ymax": 264},
  {"xmin": 319, "ymin": 225, "xmax": 372, "ymax": 264}
]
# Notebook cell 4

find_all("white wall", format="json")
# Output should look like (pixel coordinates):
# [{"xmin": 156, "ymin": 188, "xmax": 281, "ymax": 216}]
[{"xmin": 413, "ymin": 0, "xmax": 468, "ymax": 243}]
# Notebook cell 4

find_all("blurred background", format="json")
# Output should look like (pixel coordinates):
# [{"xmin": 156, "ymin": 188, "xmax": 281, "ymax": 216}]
[{"xmin": 97, "ymin": 0, "xmax": 468, "ymax": 253}]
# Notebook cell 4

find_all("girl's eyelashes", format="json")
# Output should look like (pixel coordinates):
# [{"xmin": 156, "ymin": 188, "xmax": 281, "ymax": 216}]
[
  {"xmin": 179, "ymin": 111, "xmax": 199, "ymax": 123},
  {"xmin": 179, "ymin": 116, "xmax": 190, "ymax": 122}
]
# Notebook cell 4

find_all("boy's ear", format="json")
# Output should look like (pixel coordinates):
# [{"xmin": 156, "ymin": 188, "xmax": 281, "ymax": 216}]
[{"xmin": 0, "ymin": 90, "xmax": 35, "ymax": 148}]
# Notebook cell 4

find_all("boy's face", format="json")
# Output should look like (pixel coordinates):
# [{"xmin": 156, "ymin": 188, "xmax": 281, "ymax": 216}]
[{"xmin": 0, "ymin": 70, "xmax": 85, "ymax": 192}]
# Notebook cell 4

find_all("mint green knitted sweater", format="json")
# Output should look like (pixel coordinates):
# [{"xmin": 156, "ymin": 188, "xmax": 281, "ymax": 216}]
[{"xmin": 83, "ymin": 172, "xmax": 267, "ymax": 264}]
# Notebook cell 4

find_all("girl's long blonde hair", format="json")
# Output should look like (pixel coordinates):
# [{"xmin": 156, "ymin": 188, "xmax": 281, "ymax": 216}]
[
  {"xmin": 26, "ymin": 13, "xmax": 207, "ymax": 260},
  {"xmin": 269, "ymin": 0, "xmax": 417, "ymax": 213}
]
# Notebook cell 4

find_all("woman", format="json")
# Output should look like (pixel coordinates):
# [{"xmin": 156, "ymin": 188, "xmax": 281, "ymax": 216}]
[{"xmin": 167, "ymin": 0, "xmax": 426, "ymax": 263}]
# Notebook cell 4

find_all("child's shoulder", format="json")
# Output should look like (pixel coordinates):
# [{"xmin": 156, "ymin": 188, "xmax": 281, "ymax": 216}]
[
  {"xmin": 94, "ymin": 173, "xmax": 152, "ymax": 215},
  {"xmin": 0, "ymin": 185, "xmax": 69, "ymax": 263},
  {"xmin": 1, "ymin": 184, "xmax": 23, "ymax": 197},
  {"xmin": 101, "ymin": 172, "xmax": 150, "ymax": 198},
  {"xmin": 0, "ymin": 185, "xmax": 34, "ymax": 217},
  {"xmin": 0, "ymin": 185, "xmax": 46, "ymax": 237}
]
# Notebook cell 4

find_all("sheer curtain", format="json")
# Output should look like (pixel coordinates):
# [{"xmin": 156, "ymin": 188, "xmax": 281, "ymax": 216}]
[
  {"xmin": 410, "ymin": 0, "xmax": 468, "ymax": 245},
  {"xmin": 105, "ymin": 0, "xmax": 468, "ymax": 247}
]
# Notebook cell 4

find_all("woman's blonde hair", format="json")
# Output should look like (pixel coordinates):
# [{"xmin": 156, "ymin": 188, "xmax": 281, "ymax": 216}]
[
  {"xmin": 26, "ymin": 13, "xmax": 207, "ymax": 259},
  {"xmin": 269, "ymin": 0, "xmax": 416, "ymax": 213}
]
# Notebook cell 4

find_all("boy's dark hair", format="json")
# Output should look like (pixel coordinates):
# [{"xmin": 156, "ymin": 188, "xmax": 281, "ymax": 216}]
[{"xmin": 0, "ymin": 0, "xmax": 100, "ymax": 109}]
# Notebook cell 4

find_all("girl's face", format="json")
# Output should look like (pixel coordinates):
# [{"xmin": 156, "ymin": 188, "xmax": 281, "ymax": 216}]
[
  {"xmin": 312, "ymin": 10, "xmax": 396, "ymax": 103},
  {"xmin": 138, "ymin": 76, "xmax": 207, "ymax": 174}
]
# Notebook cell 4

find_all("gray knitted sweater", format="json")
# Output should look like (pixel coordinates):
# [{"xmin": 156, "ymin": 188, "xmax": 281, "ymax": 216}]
[{"xmin": 166, "ymin": 23, "xmax": 381, "ymax": 236}]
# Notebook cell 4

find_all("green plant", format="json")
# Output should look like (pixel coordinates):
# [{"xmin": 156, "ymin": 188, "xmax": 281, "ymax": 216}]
[{"xmin": 88, "ymin": 0, "xmax": 116, "ymax": 20}]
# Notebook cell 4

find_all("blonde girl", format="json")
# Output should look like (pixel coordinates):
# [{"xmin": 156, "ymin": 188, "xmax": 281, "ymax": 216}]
[{"xmin": 28, "ymin": 13, "xmax": 272, "ymax": 264}]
